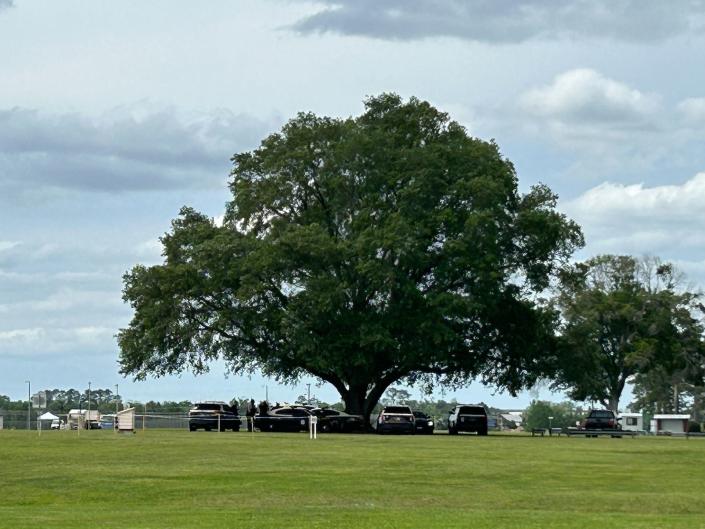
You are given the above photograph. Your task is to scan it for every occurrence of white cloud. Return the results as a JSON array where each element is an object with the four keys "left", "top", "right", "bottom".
[
  {"left": 564, "top": 173, "right": 705, "bottom": 288},
  {"left": 135, "top": 239, "right": 164, "bottom": 264},
  {"left": 568, "top": 172, "right": 705, "bottom": 224},
  {"left": 520, "top": 69, "right": 659, "bottom": 126},
  {"left": 677, "top": 97, "right": 705, "bottom": 125},
  {"left": 0, "top": 240, "right": 20, "bottom": 252},
  {"left": 0, "top": 325, "right": 116, "bottom": 358},
  {"left": 0, "top": 328, "right": 44, "bottom": 343},
  {"left": 20, "top": 288, "right": 122, "bottom": 313},
  {"left": 58, "top": 326, "right": 114, "bottom": 342}
]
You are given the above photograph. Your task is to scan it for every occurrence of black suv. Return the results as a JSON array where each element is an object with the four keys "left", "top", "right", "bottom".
[
  {"left": 581, "top": 409, "right": 621, "bottom": 431},
  {"left": 189, "top": 402, "right": 241, "bottom": 432},
  {"left": 448, "top": 405, "right": 488, "bottom": 435}
]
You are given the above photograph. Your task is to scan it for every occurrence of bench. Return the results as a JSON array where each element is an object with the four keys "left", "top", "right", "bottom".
[
  {"left": 566, "top": 429, "right": 637, "bottom": 438},
  {"left": 531, "top": 428, "right": 546, "bottom": 437},
  {"left": 549, "top": 427, "right": 562, "bottom": 437}
]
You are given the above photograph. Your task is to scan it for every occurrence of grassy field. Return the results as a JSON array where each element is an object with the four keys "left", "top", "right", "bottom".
[{"left": 1, "top": 430, "right": 704, "bottom": 529}]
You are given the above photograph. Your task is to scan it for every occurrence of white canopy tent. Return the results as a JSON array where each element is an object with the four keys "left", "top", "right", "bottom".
[{"left": 37, "top": 411, "right": 61, "bottom": 433}]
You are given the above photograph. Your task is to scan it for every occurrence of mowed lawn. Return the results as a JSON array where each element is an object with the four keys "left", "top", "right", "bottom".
[{"left": 1, "top": 430, "right": 704, "bottom": 529}]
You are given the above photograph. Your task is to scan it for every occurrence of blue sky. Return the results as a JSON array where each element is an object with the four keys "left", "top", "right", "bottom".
[{"left": 2, "top": 0, "right": 705, "bottom": 408}]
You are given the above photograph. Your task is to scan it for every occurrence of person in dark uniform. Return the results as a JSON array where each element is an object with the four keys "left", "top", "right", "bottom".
[{"left": 246, "top": 398, "right": 256, "bottom": 432}]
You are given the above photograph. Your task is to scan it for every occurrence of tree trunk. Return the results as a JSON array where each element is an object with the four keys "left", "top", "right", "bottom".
[
  {"left": 600, "top": 394, "right": 620, "bottom": 412},
  {"left": 341, "top": 376, "right": 399, "bottom": 431}
]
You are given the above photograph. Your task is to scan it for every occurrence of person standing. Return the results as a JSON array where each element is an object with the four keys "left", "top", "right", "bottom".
[{"left": 246, "top": 398, "right": 257, "bottom": 432}]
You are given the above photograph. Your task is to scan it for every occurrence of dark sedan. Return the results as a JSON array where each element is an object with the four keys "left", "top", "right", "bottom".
[
  {"left": 254, "top": 406, "right": 311, "bottom": 432},
  {"left": 311, "top": 408, "right": 365, "bottom": 433}
]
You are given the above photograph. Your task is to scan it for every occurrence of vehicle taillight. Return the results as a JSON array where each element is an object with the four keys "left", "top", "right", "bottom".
[
  {"left": 378, "top": 415, "right": 385, "bottom": 424},
  {"left": 608, "top": 419, "right": 614, "bottom": 427}
]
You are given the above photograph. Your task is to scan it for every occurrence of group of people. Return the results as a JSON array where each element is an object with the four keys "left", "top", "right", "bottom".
[{"left": 243, "top": 398, "right": 270, "bottom": 431}]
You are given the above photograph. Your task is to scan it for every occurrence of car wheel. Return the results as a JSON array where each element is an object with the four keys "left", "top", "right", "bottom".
[{"left": 189, "top": 425, "right": 196, "bottom": 432}]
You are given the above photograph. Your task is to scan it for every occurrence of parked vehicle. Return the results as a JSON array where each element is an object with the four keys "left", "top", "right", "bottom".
[
  {"left": 310, "top": 408, "right": 365, "bottom": 433},
  {"left": 100, "top": 414, "right": 116, "bottom": 429},
  {"left": 255, "top": 406, "right": 311, "bottom": 432},
  {"left": 412, "top": 411, "right": 435, "bottom": 435},
  {"left": 448, "top": 405, "right": 488, "bottom": 435},
  {"left": 50, "top": 418, "right": 65, "bottom": 430},
  {"left": 581, "top": 409, "right": 621, "bottom": 431},
  {"left": 67, "top": 409, "right": 100, "bottom": 430},
  {"left": 188, "top": 402, "right": 241, "bottom": 432},
  {"left": 377, "top": 405, "right": 415, "bottom": 434}
]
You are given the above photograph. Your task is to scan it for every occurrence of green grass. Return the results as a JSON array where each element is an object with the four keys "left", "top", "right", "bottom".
[{"left": 1, "top": 430, "right": 704, "bottom": 528}]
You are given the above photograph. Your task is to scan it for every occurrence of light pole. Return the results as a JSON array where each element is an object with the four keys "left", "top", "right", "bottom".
[
  {"left": 306, "top": 383, "right": 311, "bottom": 405},
  {"left": 88, "top": 381, "right": 91, "bottom": 429},
  {"left": 548, "top": 416, "right": 554, "bottom": 435},
  {"left": 115, "top": 384, "right": 119, "bottom": 431},
  {"left": 25, "top": 380, "right": 31, "bottom": 430}
]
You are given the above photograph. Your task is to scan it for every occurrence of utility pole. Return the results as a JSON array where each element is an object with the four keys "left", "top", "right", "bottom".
[
  {"left": 307, "top": 384, "right": 311, "bottom": 405},
  {"left": 25, "top": 380, "right": 31, "bottom": 430}
]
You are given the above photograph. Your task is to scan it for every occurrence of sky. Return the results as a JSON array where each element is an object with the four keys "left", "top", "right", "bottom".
[{"left": 2, "top": 0, "right": 705, "bottom": 409}]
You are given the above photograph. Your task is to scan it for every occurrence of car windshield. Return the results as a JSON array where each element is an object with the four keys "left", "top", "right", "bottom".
[
  {"left": 384, "top": 406, "right": 412, "bottom": 414},
  {"left": 590, "top": 410, "right": 613, "bottom": 418},
  {"left": 459, "top": 406, "right": 486, "bottom": 415},
  {"left": 413, "top": 411, "right": 427, "bottom": 418},
  {"left": 195, "top": 404, "right": 222, "bottom": 411}
]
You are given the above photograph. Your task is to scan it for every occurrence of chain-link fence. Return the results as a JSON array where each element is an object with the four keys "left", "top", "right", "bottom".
[
  {"left": 0, "top": 410, "right": 36, "bottom": 430},
  {"left": 0, "top": 410, "right": 193, "bottom": 430}
]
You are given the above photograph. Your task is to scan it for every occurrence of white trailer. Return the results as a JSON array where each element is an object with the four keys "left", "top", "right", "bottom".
[{"left": 618, "top": 413, "right": 643, "bottom": 432}]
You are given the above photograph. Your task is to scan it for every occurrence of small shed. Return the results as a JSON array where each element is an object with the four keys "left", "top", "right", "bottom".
[
  {"left": 619, "top": 413, "right": 643, "bottom": 432},
  {"left": 116, "top": 407, "right": 136, "bottom": 433},
  {"left": 653, "top": 414, "right": 690, "bottom": 434}
]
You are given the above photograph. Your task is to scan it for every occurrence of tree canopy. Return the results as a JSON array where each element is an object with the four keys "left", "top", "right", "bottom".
[
  {"left": 552, "top": 255, "right": 705, "bottom": 411},
  {"left": 118, "top": 94, "right": 583, "bottom": 422}
]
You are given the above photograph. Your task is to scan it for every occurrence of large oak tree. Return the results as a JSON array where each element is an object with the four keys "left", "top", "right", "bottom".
[{"left": 118, "top": 94, "right": 583, "bottom": 422}]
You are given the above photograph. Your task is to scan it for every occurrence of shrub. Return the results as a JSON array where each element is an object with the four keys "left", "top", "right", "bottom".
[{"left": 688, "top": 421, "right": 702, "bottom": 433}]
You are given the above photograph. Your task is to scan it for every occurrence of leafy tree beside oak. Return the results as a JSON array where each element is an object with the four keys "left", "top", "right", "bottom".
[
  {"left": 118, "top": 94, "right": 583, "bottom": 423},
  {"left": 552, "top": 255, "right": 705, "bottom": 411}
]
